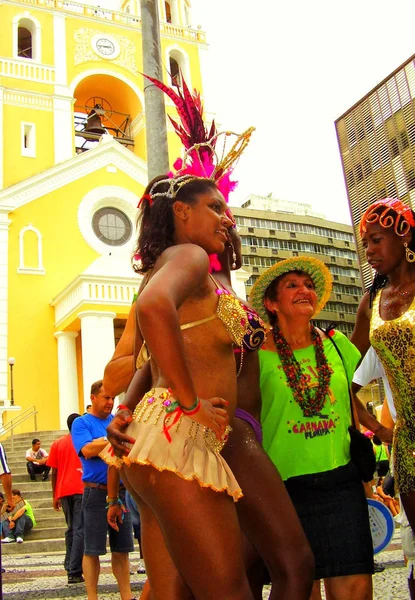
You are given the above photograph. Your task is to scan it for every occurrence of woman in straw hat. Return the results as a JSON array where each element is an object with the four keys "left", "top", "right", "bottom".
[{"left": 250, "top": 256, "right": 375, "bottom": 600}]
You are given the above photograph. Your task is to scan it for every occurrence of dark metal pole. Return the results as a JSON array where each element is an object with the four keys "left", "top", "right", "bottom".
[
  {"left": 9, "top": 364, "right": 14, "bottom": 407},
  {"left": 140, "top": 0, "right": 169, "bottom": 180}
]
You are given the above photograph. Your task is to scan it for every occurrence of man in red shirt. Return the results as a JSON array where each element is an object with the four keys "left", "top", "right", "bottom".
[{"left": 47, "top": 413, "right": 84, "bottom": 584}]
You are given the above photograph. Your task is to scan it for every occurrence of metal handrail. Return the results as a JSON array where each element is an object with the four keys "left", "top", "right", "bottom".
[{"left": 0, "top": 406, "right": 38, "bottom": 451}]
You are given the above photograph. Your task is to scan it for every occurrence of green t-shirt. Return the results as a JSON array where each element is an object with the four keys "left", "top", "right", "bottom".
[
  {"left": 24, "top": 500, "right": 36, "bottom": 527},
  {"left": 260, "top": 331, "right": 361, "bottom": 481},
  {"left": 374, "top": 443, "right": 388, "bottom": 462}
]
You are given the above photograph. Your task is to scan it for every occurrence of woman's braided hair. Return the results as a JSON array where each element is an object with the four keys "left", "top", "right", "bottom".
[{"left": 133, "top": 175, "right": 218, "bottom": 273}]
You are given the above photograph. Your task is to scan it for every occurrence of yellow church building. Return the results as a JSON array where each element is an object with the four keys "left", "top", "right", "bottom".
[{"left": 0, "top": 0, "right": 210, "bottom": 432}]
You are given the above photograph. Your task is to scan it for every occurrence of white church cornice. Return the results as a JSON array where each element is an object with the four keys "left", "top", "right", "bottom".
[
  {"left": 51, "top": 273, "right": 142, "bottom": 327},
  {"left": 0, "top": 137, "right": 148, "bottom": 211}
]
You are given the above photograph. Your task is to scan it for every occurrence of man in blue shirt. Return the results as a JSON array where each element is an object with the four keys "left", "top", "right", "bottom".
[{"left": 71, "top": 380, "right": 135, "bottom": 600}]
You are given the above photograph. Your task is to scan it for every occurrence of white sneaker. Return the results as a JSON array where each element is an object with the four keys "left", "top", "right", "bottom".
[
  {"left": 2, "top": 537, "right": 15, "bottom": 543},
  {"left": 16, "top": 537, "right": 23, "bottom": 543}
]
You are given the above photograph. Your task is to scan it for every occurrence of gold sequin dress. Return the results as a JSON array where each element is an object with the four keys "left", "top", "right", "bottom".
[{"left": 370, "top": 291, "right": 415, "bottom": 494}]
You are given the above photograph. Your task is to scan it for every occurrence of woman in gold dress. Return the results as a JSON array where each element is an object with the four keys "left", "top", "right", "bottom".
[{"left": 352, "top": 198, "right": 415, "bottom": 596}]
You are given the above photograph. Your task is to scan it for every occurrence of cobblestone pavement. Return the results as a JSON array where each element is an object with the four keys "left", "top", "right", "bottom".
[{"left": 0, "top": 528, "right": 409, "bottom": 599}]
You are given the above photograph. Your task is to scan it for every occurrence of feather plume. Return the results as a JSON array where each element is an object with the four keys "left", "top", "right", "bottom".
[{"left": 141, "top": 71, "right": 215, "bottom": 151}]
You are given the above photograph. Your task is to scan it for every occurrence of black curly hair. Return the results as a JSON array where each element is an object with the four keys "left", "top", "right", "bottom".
[
  {"left": 133, "top": 175, "right": 219, "bottom": 273},
  {"left": 365, "top": 205, "right": 415, "bottom": 307}
]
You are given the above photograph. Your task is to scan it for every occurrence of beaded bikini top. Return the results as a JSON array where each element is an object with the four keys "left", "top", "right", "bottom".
[
  {"left": 240, "top": 304, "right": 267, "bottom": 352},
  {"left": 136, "top": 275, "right": 249, "bottom": 369}
]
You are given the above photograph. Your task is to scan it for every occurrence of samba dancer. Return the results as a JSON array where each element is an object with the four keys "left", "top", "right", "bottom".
[{"left": 353, "top": 198, "right": 415, "bottom": 597}]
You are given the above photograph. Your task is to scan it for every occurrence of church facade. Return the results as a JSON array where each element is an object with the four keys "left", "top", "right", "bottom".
[{"left": 0, "top": 0, "right": 210, "bottom": 430}]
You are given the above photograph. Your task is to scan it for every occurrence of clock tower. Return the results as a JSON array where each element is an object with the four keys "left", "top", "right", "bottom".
[{"left": 0, "top": 0, "right": 210, "bottom": 430}]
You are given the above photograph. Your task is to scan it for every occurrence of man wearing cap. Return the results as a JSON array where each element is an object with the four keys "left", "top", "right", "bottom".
[{"left": 71, "top": 380, "right": 135, "bottom": 600}]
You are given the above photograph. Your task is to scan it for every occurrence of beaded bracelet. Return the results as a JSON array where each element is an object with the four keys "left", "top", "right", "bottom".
[
  {"left": 106, "top": 497, "right": 124, "bottom": 509},
  {"left": 116, "top": 404, "right": 132, "bottom": 413},
  {"left": 179, "top": 397, "right": 201, "bottom": 416}
]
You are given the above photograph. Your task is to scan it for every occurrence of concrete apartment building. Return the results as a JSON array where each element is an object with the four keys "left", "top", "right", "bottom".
[
  {"left": 335, "top": 54, "right": 415, "bottom": 289},
  {"left": 232, "top": 194, "right": 362, "bottom": 336}
]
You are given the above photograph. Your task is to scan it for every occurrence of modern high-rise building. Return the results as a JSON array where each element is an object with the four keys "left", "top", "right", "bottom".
[
  {"left": 232, "top": 195, "right": 362, "bottom": 335},
  {"left": 335, "top": 54, "right": 415, "bottom": 289}
]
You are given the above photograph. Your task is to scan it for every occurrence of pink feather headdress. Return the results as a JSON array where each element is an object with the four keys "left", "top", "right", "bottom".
[
  {"left": 139, "top": 73, "right": 254, "bottom": 270},
  {"left": 141, "top": 72, "right": 254, "bottom": 204}
]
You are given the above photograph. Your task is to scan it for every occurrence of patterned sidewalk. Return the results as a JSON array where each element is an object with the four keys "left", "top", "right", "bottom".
[{"left": 0, "top": 528, "right": 408, "bottom": 599}]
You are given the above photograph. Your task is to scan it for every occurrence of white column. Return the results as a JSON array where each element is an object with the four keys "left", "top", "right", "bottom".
[
  {"left": 53, "top": 95, "right": 74, "bottom": 164},
  {"left": 0, "top": 213, "right": 11, "bottom": 404},
  {"left": 231, "top": 267, "right": 251, "bottom": 301},
  {"left": 170, "top": 0, "right": 180, "bottom": 24},
  {"left": 53, "top": 15, "right": 73, "bottom": 164},
  {"left": 54, "top": 331, "right": 79, "bottom": 429},
  {"left": 79, "top": 311, "right": 116, "bottom": 406},
  {"left": 53, "top": 15, "right": 67, "bottom": 86}
]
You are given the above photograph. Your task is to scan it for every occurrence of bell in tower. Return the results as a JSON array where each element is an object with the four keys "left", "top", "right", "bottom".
[{"left": 84, "top": 104, "right": 107, "bottom": 135}]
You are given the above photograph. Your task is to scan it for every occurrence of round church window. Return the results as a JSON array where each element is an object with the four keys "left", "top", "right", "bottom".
[{"left": 92, "top": 207, "right": 132, "bottom": 246}]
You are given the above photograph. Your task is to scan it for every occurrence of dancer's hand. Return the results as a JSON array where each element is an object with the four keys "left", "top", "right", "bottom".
[
  {"left": 107, "top": 503, "right": 127, "bottom": 532},
  {"left": 190, "top": 397, "right": 229, "bottom": 440},
  {"left": 107, "top": 410, "right": 136, "bottom": 457},
  {"left": 375, "top": 425, "right": 393, "bottom": 445}
]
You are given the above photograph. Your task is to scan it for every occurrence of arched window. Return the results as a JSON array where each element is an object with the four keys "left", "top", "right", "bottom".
[
  {"left": 167, "top": 48, "right": 190, "bottom": 89},
  {"left": 18, "top": 26, "right": 32, "bottom": 58},
  {"left": 18, "top": 224, "right": 45, "bottom": 275},
  {"left": 169, "top": 56, "right": 181, "bottom": 88},
  {"left": 165, "top": 1, "right": 172, "bottom": 23},
  {"left": 14, "top": 16, "right": 41, "bottom": 62}
]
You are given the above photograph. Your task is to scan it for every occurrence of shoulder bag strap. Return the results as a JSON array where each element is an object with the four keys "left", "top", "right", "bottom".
[{"left": 318, "top": 327, "right": 359, "bottom": 430}]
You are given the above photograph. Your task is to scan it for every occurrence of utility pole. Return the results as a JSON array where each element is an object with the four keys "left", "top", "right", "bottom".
[{"left": 140, "top": 0, "right": 169, "bottom": 180}]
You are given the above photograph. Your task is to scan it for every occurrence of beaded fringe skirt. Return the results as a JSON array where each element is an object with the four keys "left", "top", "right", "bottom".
[{"left": 100, "top": 388, "right": 243, "bottom": 502}]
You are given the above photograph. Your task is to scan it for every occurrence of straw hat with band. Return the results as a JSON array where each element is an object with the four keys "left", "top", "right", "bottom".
[{"left": 249, "top": 256, "right": 333, "bottom": 324}]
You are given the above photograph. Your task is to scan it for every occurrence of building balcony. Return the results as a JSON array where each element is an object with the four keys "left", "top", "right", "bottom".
[
  {"left": 0, "top": 57, "right": 55, "bottom": 83},
  {"left": 12, "top": 0, "right": 206, "bottom": 42},
  {"left": 51, "top": 274, "right": 140, "bottom": 328}
]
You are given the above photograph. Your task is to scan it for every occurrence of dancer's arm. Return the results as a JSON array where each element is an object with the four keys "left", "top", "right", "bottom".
[
  {"left": 351, "top": 293, "right": 371, "bottom": 357},
  {"left": 351, "top": 388, "right": 393, "bottom": 444},
  {"left": 106, "top": 362, "right": 152, "bottom": 456},
  {"left": 137, "top": 245, "right": 228, "bottom": 438},
  {"left": 103, "top": 301, "right": 137, "bottom": 397}
]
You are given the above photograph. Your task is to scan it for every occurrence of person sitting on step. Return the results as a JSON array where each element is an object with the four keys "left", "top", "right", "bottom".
[
  {"left": 26, "top": 438, "right": 51, "bottom": 482},
  {"left": 1, "top": 489, "right": 36, "bottom": 543}
]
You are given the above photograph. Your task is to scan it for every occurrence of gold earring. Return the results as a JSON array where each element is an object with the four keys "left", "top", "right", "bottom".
[{"left": 404, "top": 242, "right": 415, "bottom": 263}]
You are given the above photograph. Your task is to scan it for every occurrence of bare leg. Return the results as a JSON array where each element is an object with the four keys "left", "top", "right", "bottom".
[
  {"left": 83, "top": 555, "right": 100, "bottom": 600},
  {"left": 324, "top": 574, "right": 372, "bottom": 600},
  {"left": 112, "top": 551, "right": 133, "bottom": 600},
  {"left": 140, "top": 580, "right": 152, "bottom": 600},
  {"left": 222, "top": 418, "right": 314, "bottom": 599},
  {"left": 130, "top": 494, "right": 193, "bottom": 599},
  {"left": 241, "top": 533, "right": 268, "bottom": 600},
  {"left": 123, "top": 463, "right": 254, "bottom": 600}
]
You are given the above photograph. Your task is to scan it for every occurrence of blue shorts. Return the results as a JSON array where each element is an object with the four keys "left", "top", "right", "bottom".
[{"left": 82, "top": 487, "right": 134, "bottom": 556}]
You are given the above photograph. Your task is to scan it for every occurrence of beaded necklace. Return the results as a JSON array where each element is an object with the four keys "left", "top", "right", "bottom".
[{"left": 272, "top": 324, "right": 333, "bottom": 417}]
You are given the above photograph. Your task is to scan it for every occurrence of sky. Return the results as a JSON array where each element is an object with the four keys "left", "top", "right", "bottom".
[{"left": 191, "top": 0, "right": 415, "bottom": 224}]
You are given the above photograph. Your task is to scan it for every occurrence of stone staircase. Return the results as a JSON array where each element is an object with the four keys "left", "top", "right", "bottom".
[{"left": 1, "top": 430, "right": 68, "bottom": 556}]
